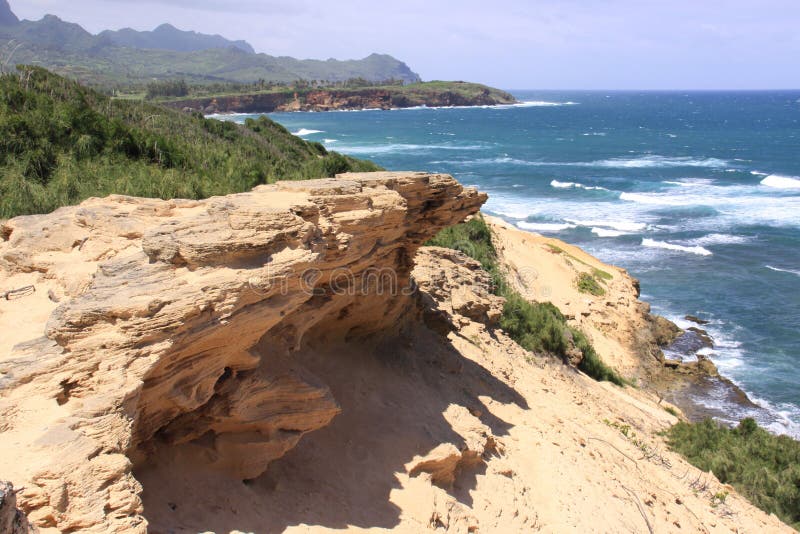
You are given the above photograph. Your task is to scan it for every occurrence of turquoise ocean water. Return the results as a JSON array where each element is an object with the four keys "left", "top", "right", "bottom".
[{"left": 220, "top": 91, "right": 800, "bottom": 437}]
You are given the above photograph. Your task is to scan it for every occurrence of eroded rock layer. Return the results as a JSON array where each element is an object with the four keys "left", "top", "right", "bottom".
[{"left": 0, "top": 172, "right": 485, "bottom": 532}]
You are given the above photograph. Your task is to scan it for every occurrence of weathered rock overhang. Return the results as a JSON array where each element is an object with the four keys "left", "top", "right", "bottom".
[{"left": 0, "top": 172, "right": 486, "bottom": 532}]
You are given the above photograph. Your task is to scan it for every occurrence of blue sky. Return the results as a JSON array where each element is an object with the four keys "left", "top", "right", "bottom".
[{"left": 10, "top": 0, "right": 800, "bottom": 89}]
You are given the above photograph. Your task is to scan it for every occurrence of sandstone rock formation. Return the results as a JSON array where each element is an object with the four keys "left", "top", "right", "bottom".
[
  {"left": 0, "top": 172, "right": 485, "bottom": 532},
  {"left": 0, "top": 174, "right": 792, "bottom": 533}
]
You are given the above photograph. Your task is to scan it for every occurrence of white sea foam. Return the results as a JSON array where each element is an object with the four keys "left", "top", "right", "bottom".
[
  {"left": 322, "top": 138, "right": 337, "bottom": 144},
  {"left": 550, "top": 180, "right": 610, "bottom": 191},
  {"left": 336, "top": 143, "right": 485, "bottom": 155},
  {"left": 766, "top": 265, "right": 800, "bottom": 277},
  {"left": 591, "top": 228, "right": 627, "bottom": 237},
  {"left": 513, "top": 100, "right": 579, "bottom": 108},
  {"left": 621, "top": 184, "right": 800, "bottom": 228},
  {"left": 485, "top": 195, "right": 537, "bottom": 220},
  {"left": 517, "top": 222, "right": 576, "bottom": 232},
  {"left": 292, "top": 128, "right": 324, "bottom": 136},
  {"left": 761, "top": 174, "right": 800, "bottom": 189},
  {"left": 686, "top": 234, "right": 751, "bottom": 246},
  {"left": 642, "top": 238, "right": 712, "bottom": 256},
  {"left": 387, "top": 101, "right": 579, "bottom": 112},
  {"left": 439, "top": 156, "right": 728, "bottom": 170},
  {"left": 566, "top": 219, "right": 647, "bottom": 232},
  {"left": 748, "top": 396, "right": 800, "bottom": 439},
  {"left": 750, "top": 170, "right": 769, "bottom": 176},
  {"left": 589, "top": 155, "right": 729, "bottom": 169},
  {"left": 663, "top": 178, "right": 715, "bottom": 187},
  {"left": 620, "top": 192, "right": 686, "bottom": 206},
  {"left": 581, "top": 132, "right": 607, "bottom": 136}
]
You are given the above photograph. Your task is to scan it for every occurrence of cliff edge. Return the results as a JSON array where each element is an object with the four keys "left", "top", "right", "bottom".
[{"left": 0, "top": 173, "right": 790, "bottom": 533}]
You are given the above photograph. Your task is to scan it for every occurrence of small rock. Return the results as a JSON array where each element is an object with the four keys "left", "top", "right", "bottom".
[{"left": 685, "top": 314, "right": 710, "bottom": 325}]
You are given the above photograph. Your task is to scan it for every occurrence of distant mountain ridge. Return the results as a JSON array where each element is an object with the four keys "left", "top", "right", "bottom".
[
  {"left": 98, "top": 23, "right": 255, "bottom": 54},
  {"left": 0, "top": 0, "right": 17, "bottom": 25},
  {"left": 0, "top": 3, "right": 421, "bottom": 86}
]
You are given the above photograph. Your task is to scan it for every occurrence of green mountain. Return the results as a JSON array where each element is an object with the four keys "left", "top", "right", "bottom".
[
  {"left": 0, "top": 66, "right": 380, "bottom": 218},
  {"left": 0, "top": 4, "right": 421, "bottom": 86},
  {"left": 98, "top": 23, "right": 255, "bottom": 54},
  {"left": 0, "top": 0, "right": 17, "bottom": 25}
]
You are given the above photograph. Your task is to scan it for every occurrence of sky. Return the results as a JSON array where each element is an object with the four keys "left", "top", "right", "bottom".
[{"left": 9, "top": 0, "right": 800, "bottom": 89}]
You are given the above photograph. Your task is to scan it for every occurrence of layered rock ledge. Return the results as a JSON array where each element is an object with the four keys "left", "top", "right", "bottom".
[{"left": 0, "top": 172, "right": 485, "bottom": 532}]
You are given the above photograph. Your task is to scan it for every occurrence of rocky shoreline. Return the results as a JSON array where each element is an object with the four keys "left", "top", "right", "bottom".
[
  {"left": 162, "top": 86, "right": 518, "bottom": 115},
  {"left": 656, "top": 317, "right": 773, "bottom": 427},
  {"left": 484, "top": 216, "right": 769, "bottom": 431}
]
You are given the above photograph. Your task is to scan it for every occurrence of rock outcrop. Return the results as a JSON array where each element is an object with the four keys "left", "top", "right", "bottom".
[
  {"left": 0, "top": 174, "right": 792, "bottom": 533},
  {"left": 168, "top": 86, "right": 517, "bottom": 115},
  {"left": 0, "top": 172, "right": 485, "bottom": 532}
]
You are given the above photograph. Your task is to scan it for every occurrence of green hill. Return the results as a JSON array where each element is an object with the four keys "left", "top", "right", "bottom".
[{"left": 0, "top": 66, "right": 380, "bottom": 218}]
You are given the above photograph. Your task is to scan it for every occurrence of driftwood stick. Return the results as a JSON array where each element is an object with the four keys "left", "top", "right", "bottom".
[
  {"left": 622, "top": 485, "right": 655, "bottom": 534},
  {"left": 588, "top": 437, "right": 641, "bottom": 471}
]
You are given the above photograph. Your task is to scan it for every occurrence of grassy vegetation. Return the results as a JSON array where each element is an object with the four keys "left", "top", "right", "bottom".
[
  {"left": 0, "top": 66, "right": 380, "bottom": 218},
  {"left": 577, "top": 272, "right": 606, "bottom": 296},
  {"left": 666, "top": 418, "right": 800, "bottom": 529},
  {"left": 427, "top": 216, "right": 626, "bottom": 386}
]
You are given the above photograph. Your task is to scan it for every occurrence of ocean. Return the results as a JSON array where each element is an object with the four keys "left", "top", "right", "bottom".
[{"left": 220, "top": 91, "right": 800, "bottom": 437}]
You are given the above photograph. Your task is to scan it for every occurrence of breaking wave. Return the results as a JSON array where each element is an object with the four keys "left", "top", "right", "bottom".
[
  {"left": 642, "top": 238, "right": 712, "bottom": 256},
  {"left": 292, "top": 128, "right": 324, "bottom": 136},
  {"left": 761, "top": 175, "right": 800, "bottom": 189}
]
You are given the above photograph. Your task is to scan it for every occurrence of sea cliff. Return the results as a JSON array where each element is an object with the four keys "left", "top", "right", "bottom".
[
  {"left": 0, "top": 173, "right": 791, "bottom": 533},
  {"left": 162, "top": 83, "right": 518, "bottom": 114}
]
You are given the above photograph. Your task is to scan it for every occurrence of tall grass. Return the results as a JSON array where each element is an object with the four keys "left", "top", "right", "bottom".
[
  {"left": 426, "top": 216, "right": 625, "bottom": 385},
  {"left": 0, "top": 66, "right": 380, "bottom": 218},
  {"left": 667, "top": 418, "right": 800, "bottom": 529}
]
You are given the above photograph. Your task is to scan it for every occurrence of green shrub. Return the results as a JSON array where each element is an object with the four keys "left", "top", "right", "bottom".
[
  {"left": 666, "top": 418, "right": 800, "bottom": 529},
  {"left": 426, "top": 215, "right": 625, "bottom": 385},
  {"left": 0, "top": 66, "right": 381, "bottom": 218},
  {"left": 426, "top": 216, "right": 499, "bottom": 276},
  {"left": 577, "top": 272, "right": 606, "bottom": 296}
]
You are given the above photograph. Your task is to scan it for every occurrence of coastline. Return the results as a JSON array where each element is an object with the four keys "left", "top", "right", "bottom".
[
  {"left": 162, "top": 84, "right": 518, "bottom": 114},
  {"left": 484, "top": 215, "right": 780, "bottom": 432},
  {"left": 247, "top": 90, "right": 800, "bottom": 439}
]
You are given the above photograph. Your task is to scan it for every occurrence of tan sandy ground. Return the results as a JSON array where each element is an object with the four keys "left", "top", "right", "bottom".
[{"left": 134, "top": 240, "right": 789, "bottom": 533}]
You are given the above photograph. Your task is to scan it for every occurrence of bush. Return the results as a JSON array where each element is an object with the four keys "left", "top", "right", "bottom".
[
  {"left": 577, "top": 272, "right": 605, "bottom": 296},
  {"left": 666, "top": 418, "right": 800, "bottom": 529},
  {"left": 0, "top": 66, "right": 381, "bottom": 218},
  {"left": 426, "top": 215, "right": 625, "bottom": 385}
]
